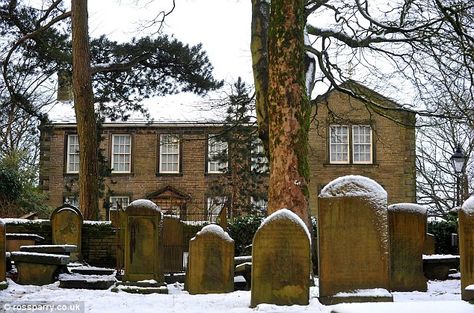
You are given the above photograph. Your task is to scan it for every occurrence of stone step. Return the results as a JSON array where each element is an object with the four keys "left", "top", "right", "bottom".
[
  {"left": 59, "top": 273, "right": 116, "bottom": 290},
  {"left": 11, "top": 252, "right": 70, "bottom": 265},
  {"left": 20, "top": 244, "right": 77, "bottom": 254}
]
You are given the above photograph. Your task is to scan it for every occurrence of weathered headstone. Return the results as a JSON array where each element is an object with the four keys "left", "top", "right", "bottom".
[
  {"left": 185, "top": 224, "right": 234, "bottom": 294},
  {"left": 318, "top": 175, "right": 392, "bottom": 304},
  {"left": 120, "top": 199, "right": 165, "bottom": 289},
  {"left": 388, "top": 203, "right": 427, "bottom": 291},
  {"left": 459, "top": 196, "right": 474, "bottom": 301},
  {"left": 251, "top": 208, "right": 310, "bottom": 307},
  {"left": 0, "top": 220, "right": 7, "bottom": 289},
  {"left": 423, "top": 233, "right": 436, "bottom": 255},
  {"left": 50, "top": 204, "right": 83, "bottom": 262},
  {"left": 163, "top": 217, "right": 185, "bottom": 273}
]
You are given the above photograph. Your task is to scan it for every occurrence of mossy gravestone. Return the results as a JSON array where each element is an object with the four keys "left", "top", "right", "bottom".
[
  {"left": 318, "top": 175, "right": 392, "bottom": 304},
  {"left": 459, "top": 196, "right": 474, "bottom": 301},
  {"left": 251, "top": 209, "right": 310, "bottom": 307},
  {"left": 186, "top": 224, "right": 234, "bottom": 294},
  {"left": 388, "top": 203, "right": 427, "bottom": 292},
  {"left": 0, "top": 220, "right": 7, "bottom": 289},
  {"left": 50, "top": 204, "right": 83, "bottom": 262},
  {"left": 121, "top": 199, "right": 164, "bottom": 283}
]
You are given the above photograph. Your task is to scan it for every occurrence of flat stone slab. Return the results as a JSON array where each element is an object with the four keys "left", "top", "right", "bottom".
[
  {"left": 423, "top": 255, "right": 460, "bottom": 280},
  {"left": 7, "top": 233, "right": 45, "bottom": 241},
  {"left": 70, "top": 266, "right": 115, "bottom": 276},
  {"left": 20, "top": 244, "right": 78, "bottom": 254},
  {"left": 11, "top": 252, "right": 70, "bottom": 265},
  {"left": 112, "top": 280, "right": 168, "bottom": 294},
  {"left": 59, "top": 273, "right": 116, "bottom": 290},
  {"left": 234, "top": 255, "right": 252, "bottom": 266},
  {"left": 319, "top": 288, "right": 393, "bottom": 305}
]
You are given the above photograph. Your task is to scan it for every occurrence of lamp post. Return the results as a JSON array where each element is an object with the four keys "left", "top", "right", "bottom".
[{"left": 450, "top": 144, "right": 466, "bottom": 207}]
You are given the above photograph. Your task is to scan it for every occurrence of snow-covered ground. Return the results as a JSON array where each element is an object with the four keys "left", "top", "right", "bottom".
[{"left": 0, "top": 277, "right": 471, "bottom": 313}]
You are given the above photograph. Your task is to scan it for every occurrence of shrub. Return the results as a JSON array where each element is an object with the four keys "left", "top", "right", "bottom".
[
  {"left": 427, "top": 215, "right": 458, "bottom": 254},
  {"left": 228, "top": 215, "right": 264, "bottom": 256}
]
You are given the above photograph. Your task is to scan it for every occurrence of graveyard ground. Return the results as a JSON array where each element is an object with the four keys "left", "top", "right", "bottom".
[{"left": 0, "top": 276, "right": 471, "bottom": 313}]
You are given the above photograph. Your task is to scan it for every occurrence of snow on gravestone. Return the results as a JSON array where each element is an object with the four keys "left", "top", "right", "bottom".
[
  {"left": 318, "top": 175, "right": 392, "bottom": 304},
  {"left": 388, "top": 203, "right": 427, "bottom": 292},
  {"left": 250, "top": 209, "right": 310, "bottom": 307},
  {"left": 50, "top": 204, "right": 83, "bottom": 262},
  {"left": 121, "top": 199, "right": 164, "bottom": 283},
  {"left": 459, "top": 195, "right": 474, "bottom": 301},
  {"left": 185, "top": 224, "right": 234, "bottom": 294},
  {"left": 0, "top": 220, "right": 6, "bottom": 289}
]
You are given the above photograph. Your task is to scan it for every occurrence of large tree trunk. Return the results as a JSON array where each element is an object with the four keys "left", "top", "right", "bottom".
[
  {"left": 267, "top": 0, "right": 311, "bottom": 228},
  {"left": 71, "top": 0, "right": 99, "bottom": 220},
  {"left": 250, "top": 0, "right": 270, "bottom": 157}
]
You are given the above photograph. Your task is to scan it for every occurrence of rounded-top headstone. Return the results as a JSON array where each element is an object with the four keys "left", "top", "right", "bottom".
[
  {"left": 193, "top": 224, "right": 233, "bottom": 242},
  {"left": 125, "top": 199, "right": 161, "bottom": 215},
  {"left": 251, "top": 208, "right": 311, "bottom": 307},
  {"left": 461, "top": 195, "right": 474, "bottom": 216},
  {"left": 320, "top": 175, "right": 387, "bottom": 202}
]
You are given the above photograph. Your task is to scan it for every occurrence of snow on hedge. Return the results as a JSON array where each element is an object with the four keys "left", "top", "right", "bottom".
[
  {"left": 388, "top": 203, "right": 427, "bottom": 215},
  {"left": 192, "top": 224, "right": 233, "bottom": 242}
]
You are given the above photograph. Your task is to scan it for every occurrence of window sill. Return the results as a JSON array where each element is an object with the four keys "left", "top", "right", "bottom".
[
  {"left": 323, "top": 163, "right": 379, "bottom": 167},
  {"left": 110, "top": 172, "right": 135, "bottom": 176},
  {"left": 156, "top": 172, "right": 183, "bottom": 177}
]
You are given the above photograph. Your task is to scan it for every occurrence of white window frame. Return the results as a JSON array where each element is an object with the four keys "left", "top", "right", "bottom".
[
  {"left": 109, "top": 196, "right": 130, "bottom": 209},
  {"left": 111, "top": 134, "right": 131, "bottom": 173},
  {"left": 329, "top": 125, "right": 350, "bottom": 164},
  {"left": 159, "top": 134, "right": 180, "bottom": 173},
  {"left": 64, "top": 196, "right": 79, "bottom": 209},
  {"left": 251, "top": 139, "right": 269, "bottom": 173},
  {"left": 352, "top": 125, "right": 373, "bottom": 164},
  {"left": 207, "top": 137, "right": 228, "bottom": 174},
  {"left": 251, "top": 196, "right": 268, "bottom": 212},
  {"left": 207, "top": 196, "right": 227, "bottom": 223},
  {"left": 66, "top": 134, "right": 80, "bottom": 173}
]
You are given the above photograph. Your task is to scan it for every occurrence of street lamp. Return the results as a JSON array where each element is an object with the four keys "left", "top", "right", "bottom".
[{"left": 450, "top": 145, "right": 466, "bottom": 206}]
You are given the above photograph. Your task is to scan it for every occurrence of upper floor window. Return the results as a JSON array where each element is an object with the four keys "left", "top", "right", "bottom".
[
  {"left": 207, "top": 196, "right": 227, "bottom": 223},
  {"left": 251, "top": 139, "right": 269, "bottom": 174},
  {"left": 111, "top": 134, "right": 131, "bottom": 173},
  {"left": 159, "top": 134, "right": 180, "bottom": 173},
  {"left": 66, "top": 134, "right": 79, "bottom": 173},
  {"left": 251, "top": 196, "right": 268, "bottom": 213},
  {"left": 352, "top": 125, "right": 372, "bottom": 164},
  {"left": 329, "top": 124, "right": 373, "bottom": 164},
  {"left": 329, "top": 125, "right": 349, "bottom": 164},
  {"left": 207, "top": 137, "right": 228, "bottom": 173}
]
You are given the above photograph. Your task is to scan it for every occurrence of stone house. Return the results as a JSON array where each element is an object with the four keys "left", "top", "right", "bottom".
[
  {"left": 308, "top": 80, "right": 416, "bottom": 214},
  {"left": 38, "top": 80, "right": 416, "bottom": 219}
]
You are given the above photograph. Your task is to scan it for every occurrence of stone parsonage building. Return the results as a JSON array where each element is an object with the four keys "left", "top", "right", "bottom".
[{"left": 39, "top": 81, "right": 416, "bottom": 220}]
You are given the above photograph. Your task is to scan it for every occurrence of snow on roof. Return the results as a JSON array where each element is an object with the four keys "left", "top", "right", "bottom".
[
  {"left": 461, "top": 195, "right": 474, "bottom": 215},
  {"left": 319, "top": 175, "right": 387, "bottom": 200},
  {"left": 126, "top": 199, "right": 161, "bottom": 212},
  {"left": 388, "top": 203, "right": 427, "bottom": 215},
  {"left": 44, "top": 93, "right": 229, "bottom": 124},
  {"left": 258, "top": 208, "right": 311, "bottom": 242},
  {"left": 193, "top": 224, "right": 233, "bottom": 242}
]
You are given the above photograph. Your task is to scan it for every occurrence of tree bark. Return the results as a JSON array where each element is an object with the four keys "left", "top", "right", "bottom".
[
  {"left": 250, "top": 0, "right": 270, "bottom": 157},
  {"left": 267, "top": 0, "right": 311, "bottom": 228},
  {"left": 71, "top": 0, "right": 99, "bottom": 220}
]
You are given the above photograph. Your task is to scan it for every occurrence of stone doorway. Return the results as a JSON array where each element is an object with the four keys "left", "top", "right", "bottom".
[{"left": 147, "top": 186, "right": 191, "bottom": 219}]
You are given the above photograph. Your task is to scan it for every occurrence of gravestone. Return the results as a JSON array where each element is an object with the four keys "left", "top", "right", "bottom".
[
  {"left": 121, "top": 199, "right": 165, "bottom": 284},
  {"left": 318, "top": 175, "right": 392, "bottom": 304},
  {"left": 423, "top": 233, "right": 436, "bottom": 255},
  {"left": 0, "top": 220, "right": 7, "bottom": 289},
  {"left": 251, "top": 208, "right": 310, "bottom": 307},
  {"left": 459, "top": 196, "right": 474, "bottom": 301},
  {"left": 388, "top": 203, "right": 427, "bottom": 291},
  {"left": 163, "top": 217, "right": 185, "bottom": 273},
  {"left": 185, "top": 224, "right": 234, "bottom": 294},
  {"left": 50, "top": 204, "right": 83, "bottom": 262}
]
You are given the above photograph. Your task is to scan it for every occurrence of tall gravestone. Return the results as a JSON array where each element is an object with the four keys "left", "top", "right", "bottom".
[
  {"left": 50, "top": 204, "right": 83, "bottom": 262},
  {"left": 388, "top": 203, "right": 427, "bottom": 291},
  {"left": 186, "top": 224, "right": 234, "bottom": 294},
  {"left": 0, "top": 220, "right": 7, "bottom": 289},
  {"left": 121, "top": 199, "right": 164, "bottom": 283},
  {"left": 251, "top": 209, "right": 310, "bottom": 307},
  {"left": 459, "top": 196, "right": 474, "bottom": 301},
  {"left": 318, "top": 175, "right": 392, "bottom": 304},
  {"left": 163, "top": 217, "right": 185, "bottom": 273}
]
